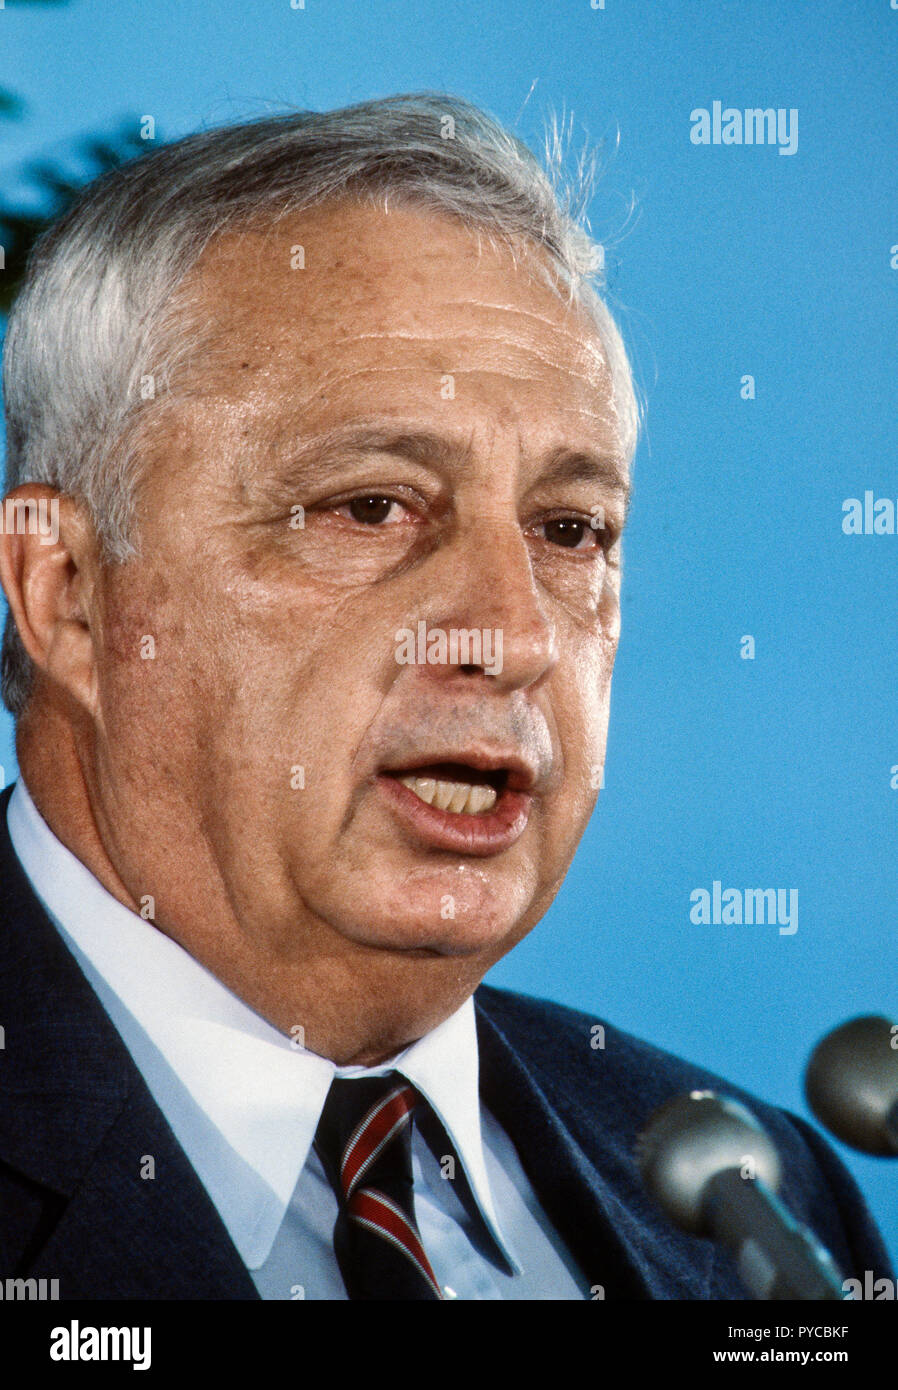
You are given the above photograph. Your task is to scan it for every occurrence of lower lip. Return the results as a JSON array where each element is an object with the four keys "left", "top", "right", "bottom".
[{"left": 376, "top": 775, "right": 533, "bottom": 856}]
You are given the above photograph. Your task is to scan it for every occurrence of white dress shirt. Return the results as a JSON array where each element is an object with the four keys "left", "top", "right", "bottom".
[{"left": 7, "top": 778, "right": 587, "bottom": 1299}]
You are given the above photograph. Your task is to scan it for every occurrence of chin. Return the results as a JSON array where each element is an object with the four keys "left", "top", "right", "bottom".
[{"left": 328, "top": 870, "right": 533, "bottom": 959}]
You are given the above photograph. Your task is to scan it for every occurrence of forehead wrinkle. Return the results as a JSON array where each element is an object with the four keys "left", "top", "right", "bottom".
[
  {"left": 341, "top": 298, "right": 596, "bottom": 336},
  {"left": 289, "top": 341, "right": 610, "bottom": 398},
  {"left": 333, "top": 322, "right": 606, "bottom": 365},
  {"left": 438, "top": 297, "right": 601, "bottom": 342}
]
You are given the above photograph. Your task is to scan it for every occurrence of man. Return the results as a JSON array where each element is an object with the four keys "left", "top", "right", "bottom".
[{"left": 0, "top": 93, "right": 889, "bottom": 1300}]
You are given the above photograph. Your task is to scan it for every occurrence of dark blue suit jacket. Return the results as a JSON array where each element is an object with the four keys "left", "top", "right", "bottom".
[{"left": 0, "top": 784, "right": 890, "bottom": 1298}]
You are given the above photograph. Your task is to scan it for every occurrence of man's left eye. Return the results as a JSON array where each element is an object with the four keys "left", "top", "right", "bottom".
[
  {"left": 338, "top": 495, "right": 406, "bottom": 525},
  {"left": 538, "top": 518, "right": 599, "bottom": 550}
]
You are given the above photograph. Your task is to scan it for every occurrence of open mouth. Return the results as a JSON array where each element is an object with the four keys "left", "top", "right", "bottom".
[
  {"left": 377, "top": 756, "right": 533, "bottom": 855},
  {"left": 391, "top": 762, "right": 507, "bottom": 816}
]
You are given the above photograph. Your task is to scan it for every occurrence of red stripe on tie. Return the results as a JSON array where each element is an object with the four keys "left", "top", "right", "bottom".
[
  {"left": 351, "top": 1188, "right": 443, "bottom": 1299},
  {"left": 341, "top": 1085, "right": 415, "bottom": 1197}
]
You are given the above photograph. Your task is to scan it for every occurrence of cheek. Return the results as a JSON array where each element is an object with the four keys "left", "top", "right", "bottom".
[
  {"left": 94, "top": 583, "right": 173, "bottom": 736},
  {"left": 555, "top": 646, "right": 615, "bottom": 795},
  {"left": 93, "top": 562, "right": 249, "bottom": 776}
]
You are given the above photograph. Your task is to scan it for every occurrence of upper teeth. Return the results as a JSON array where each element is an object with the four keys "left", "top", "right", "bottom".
[{"left": 399, "top": 775, "right": 498, "bottom": 815}]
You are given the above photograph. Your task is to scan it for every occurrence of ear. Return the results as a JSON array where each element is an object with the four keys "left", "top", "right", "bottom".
[{"left": 0, "top": 485, "right": 101, "bottom": 717}]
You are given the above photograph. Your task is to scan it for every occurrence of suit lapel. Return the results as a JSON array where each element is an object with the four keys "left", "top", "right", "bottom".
[
  {"left": 475, "top": 988, "right": 716, "bottom": 1300},
  {"left": 25, "top": 1087, "right": 259, "bottom": 1299},
  {"left": 0, "top": 785, "right": 257, "bottom": 1298}
]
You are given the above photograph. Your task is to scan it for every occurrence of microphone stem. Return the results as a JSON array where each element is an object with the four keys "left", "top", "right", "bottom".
[
  {"left": 885, "top": 1098, "right": 898, "bottom": 1152},
  {"left": 704, "top": 1172, "right": 846, "bottom": 1301}
]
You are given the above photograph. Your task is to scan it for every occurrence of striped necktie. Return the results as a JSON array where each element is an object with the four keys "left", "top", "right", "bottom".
[{"left": 314, "top": 1073, "right": 444, "bottom": 1300}]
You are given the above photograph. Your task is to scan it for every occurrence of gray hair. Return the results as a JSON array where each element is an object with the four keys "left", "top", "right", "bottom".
[{"left": 1, "top": 91, "right": 641, "bottom": 716}]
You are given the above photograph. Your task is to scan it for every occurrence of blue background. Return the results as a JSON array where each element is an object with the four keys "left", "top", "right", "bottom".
[{"left": 2, "top": 0, "right": 896, "bottom": 1270}]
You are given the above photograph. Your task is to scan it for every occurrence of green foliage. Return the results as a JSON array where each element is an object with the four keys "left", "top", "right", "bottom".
[
  {"left": 0, "top": 0, "right": 81, "bottom": 310},
  {"left": 0, "top": 124, "right": 150, "bottom": 313},
  {"left": 0, "top": 90, "right": 25, "bottom": 119}
]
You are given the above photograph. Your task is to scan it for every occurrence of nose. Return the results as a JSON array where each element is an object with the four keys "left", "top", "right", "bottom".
[{"left": 427, "top": 516, "right": 559, "bottom": 694}]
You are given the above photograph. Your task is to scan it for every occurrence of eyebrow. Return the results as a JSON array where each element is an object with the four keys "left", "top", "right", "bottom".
[
  {"left": 538, "top": 447, "right": 632, "bottom": 518},
  {"left": 279, "top": 423, "right": 631, "bottom": 514}
]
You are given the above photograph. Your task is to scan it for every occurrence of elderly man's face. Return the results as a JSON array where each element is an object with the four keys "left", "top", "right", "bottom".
[{"left": 93, "top": 201, "right": 628, "bottom": 979}]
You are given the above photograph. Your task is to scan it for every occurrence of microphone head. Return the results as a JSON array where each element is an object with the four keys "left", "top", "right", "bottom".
[
  {"left": 804, "top": 1015, "right": 898, "bottom": 1156},
  {"left": 636, "top": 1090, "right": 782, "bottom": 1235}
]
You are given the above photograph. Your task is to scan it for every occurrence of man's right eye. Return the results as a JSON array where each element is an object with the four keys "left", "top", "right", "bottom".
[{"left": 337, "top": 495, "right": 406, "bottom": 525}]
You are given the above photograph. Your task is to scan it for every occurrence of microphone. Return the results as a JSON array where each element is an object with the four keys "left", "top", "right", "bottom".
[
  {"left": 636, "top": 1090, "right": 845, "bottom": 1300},
  {"left": 804, "top": 1014, "right": 898, "bottom": 1156}
]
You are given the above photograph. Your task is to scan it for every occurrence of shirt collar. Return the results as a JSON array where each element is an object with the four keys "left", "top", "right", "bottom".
[{"left": 7, "top": 778, "right": 519, "bottom": 1273}]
